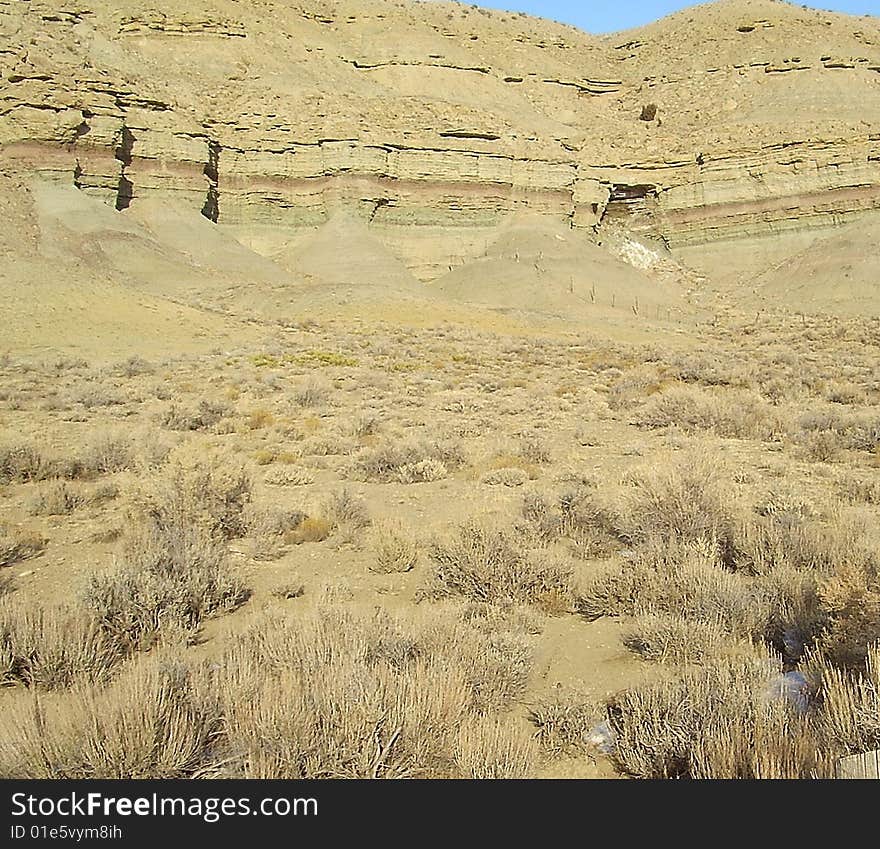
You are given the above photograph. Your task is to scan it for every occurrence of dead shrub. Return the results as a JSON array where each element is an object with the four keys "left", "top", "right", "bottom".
[
  {"left": 287, "top": 516, "right": 332, "bottom": 545},
  {"left": 517, "top": 434, "right": 551, "bottom": 464},
  {"left": 112, "top": 355, "right": 154, "bottom": 378},
  {"left": 299, "top": 434, "right": 356, "bottom": 457},
  {"left": 81, "top": 453, "right": 251, "bottom": 650},
  {"left": 521, "top": 488, "right": 619, "bottom": 559},
  {"left": 245, "top": 506, "right": 305, "bottom": 561},
  {"left": 813, "top": 645, "right": 880, "bottom": 756},
  {"left": 454, "top": 717, "right": 538, "bottom": 779},
  {"left": 635, "top": 386, "right": 780, "bottom": 440},
  {"left": 160, "top": 399, "right": 230, "bottom": 431},
  {"left": 83, "top": 522, "right": 248, "bottom": 651},
  {"left": 66, "top": 382, "right": 126, "bottom": 409},
  {"left": 530, "top": 691, "right": 601, "bottom": 756},
  {"left": 28, "top": 480, "right": 83, "bottom": 516},
  {"left": 396, "top": 458, "right": 448, "bottom": 483},
  {"left": 214, "top": 606, "right": 534, "bottom": 778},
  {"left": 370, "top": 521, "right": 419, "bottom": 573},
  {"left": 0, "top": 442, "right": 47, "bottom": 483},
  {"left": 0, "top": 656, "right": 220, "bottom": 778},
  {"left": 818, "top": 560, "right": 880, "bottom": 668},
  {"left": 615, "top": 454, "right": 736, "bottom": 553},
  {"left": 351, "top": 439, "right": 464, "bottom": 483},
  {"left": 579, "top": 541, "right": 793, "bottom": 648},
  {"left": 264, "top": 466, "right": 315, "bottom": 487},
  {"left": 797, "top": 408, "right": 880, "bottom": 453},
  {"left": 605, "top": 654, "right": 830, "bottom": 779},
  {"left": 293, "top": 377, "right": 330, "bottom": 408},
  {"left": 0, "top": 525, "right": 46, "bottom": 568},
  {"left": 0, "top": 608, "right": 537, "bottom": 779},
  {"left": 0, "top": 601, "right": 122, "bottom": 689},
  {"left": 246, "top": 408, "right": 275, "bottom": 430},
  {"left": 802, "top": 430, "right": 841, "bottom": 463},
  {"left": 622, "top": 613, "right": 760, "bottom": 666},
  {"left": 130, "top": 449, "right": 252, "bottom": 541},
  {"left": 836, "top": 472, "right": 880, "bottom": 505},
  {"left": 482, "top": 467, "right": 529, "bottom": 487},
  {"left": 349, "top": 412, "right": 381, "bottom": 438},
  {"left": 81, "top": 431, "right": 135, "bottom": 475},
  {"left": 324, "top": 488, "right": 370, "bottom": 531},
  {"left": 425, "top": 523, "right": 578, "bottom": 614},
  {"left": 734, "top": 509, "right": 873, "bottom": 576}
]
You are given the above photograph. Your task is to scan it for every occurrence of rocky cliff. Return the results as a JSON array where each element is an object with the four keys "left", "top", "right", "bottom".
[{"left": 2, "top": 0, "right": 879, "bottom": 274}]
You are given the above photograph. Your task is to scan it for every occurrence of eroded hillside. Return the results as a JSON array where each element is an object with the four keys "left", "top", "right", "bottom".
[{"left": 2, "top": 0, "right": 879, "bottom": 285}]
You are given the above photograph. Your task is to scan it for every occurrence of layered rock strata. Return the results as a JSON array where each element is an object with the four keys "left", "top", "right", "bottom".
[{"left": 1, "top": 0, "right": 879, "bottom": 259}]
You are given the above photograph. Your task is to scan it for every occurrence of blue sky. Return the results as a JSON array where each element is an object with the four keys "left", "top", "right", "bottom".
[{"left": 466, "top": 1, "right": 880, "bottom": 34}]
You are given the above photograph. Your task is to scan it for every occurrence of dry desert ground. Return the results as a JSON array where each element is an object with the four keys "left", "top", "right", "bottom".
[{"left": 1, "top": 0, "right": 879, "bottom": 779}]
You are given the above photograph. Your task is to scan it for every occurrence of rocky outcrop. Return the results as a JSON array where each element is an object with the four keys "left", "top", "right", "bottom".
[
  {"left": 581, "top": 136, "right": 880, "bottom": 246},
  {"left": 117, "top": 12, "right": 246, "bottom": 38},
  {"left": 1, "top": 0, "right": 879, "bottom": 270}
]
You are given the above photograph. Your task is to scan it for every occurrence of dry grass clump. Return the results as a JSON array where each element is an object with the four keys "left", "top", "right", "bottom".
[
  {"left": 622, "top": 613, "right": 759, "bottom": 666},
  {"left": 425, "top": 523, "right": 578, "bottom": 614},
  {"left": 581, "top": 541, "right": 822, "bottom": 662},
  {"left": 615, "top": 453, "right": 736, "bottom": 554},
  {"left": 605, "top": 363, "right": 669, "bottom": 410},
  {"left": 293, "top": 376, "right": 331, "bottom": 408},
  {"left": 0, "top": 606, "right": 536, "bottom": 779},
  {"left": 0, "top": 525, "right": 46, "bottom": 567},
  {"left": 817, "top": 559, "right": 880, "bottom": 668},
  {"left": 517, "top": 434, "right": 551, "bottom": 465},
  {"left": 580, "top": 543, "right": 762, "bottom": 626},
  {"left": 0, "top": 656, "right": 220, "bottom": 778},
  {"left": 396, "top": 458, "right": 448, "bottom": 484},
  {"left": 734, "top": 508, "right": 872, "bottom": 576},
  {"left": 530, "top": 691, "right": 602, "bottom": 756},
  {"left": 458, "top": 599, "right": 544, "bottom": 636},
  {"left": 299, "top": 432, "right": 357, "bottom": 457},
  {"left": 217, "top": 606, "right": 534, "bottom": 777},
  {"left": 634, "top": 385, "right": 781, "bottom": 440},
  {"left": 80, "top": 430, "right": 135, "bottom": 475},
  {"left": 521, "top": 488, "right": 618, "bottom": 559},
  {"left": 0, "top": 602, "right": 122, "bottom": 689},
  {"left": 348, "top": 411, "right": 381, "bottom": 438},
  {"left": 2, "top": 432, "right": 137, "bottom": 485},
  {"left": 484, "top": 453, "right": 539, "bottom": 480},
  {"left": 160, "top": 398, "right": 230, "bottom": 431},
  {"left": 836, "top": 471, "right": 880, "bottom": 505},
  {"left": 283, "top": 489, "right": 369, "bottom": 546},
  {"left": 244, "top": 506, "right": 307, "bottom": 561},
  {"left": 797, "top": 408, "right": 880, "bottom": 454},
  {"left": 0, "top": 442, "right": 48, "bottom": 483},
  {"left": 264, "top": 465, "right": 315, "bottom": 487},
  {"left": 814, "top": 645, "right": 880, "bottom": 756},
  {"left": 604, "top": 654, "right": 831, "bottom": 779},
  {"left": 83, "top": 521, "right": 248, "bottom": 651},
  {"left": 246, "top": 407, "right": 275, "bottom": 430},
  {"left": 287, "top": 516, "right": 332, "bottom": 544},
  {"left": 112, "top": 355, "right": 154, "bottom": 378},
  {"left": 129, "top": 449, "right": 252, "bottom": 541},
  {"left": 324, "top": 487, "right": 370, "bottom": 530},
  {"left": 370, "top": 520, "right": 419, "bottom": 573},
  {"left": 81, "top": 453, "right": 251, "bottom": 650},
  {"left": 64, "top": 381, "right": 127, "bottom": 409},
  {"left": 454, "top": 717, "right": 539, "bottom": 779},
  {"left": 802, "top": 429, "right": 841, "bottom": 463},
  {"left": 351, "top": 438, "right": 465, "bottom": 483},
  {"left": 482, "top": 467, "right": 529, "bottom": 487},
  {"left": 28, "top": 479, "right": 83, "bottom": 516}
]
